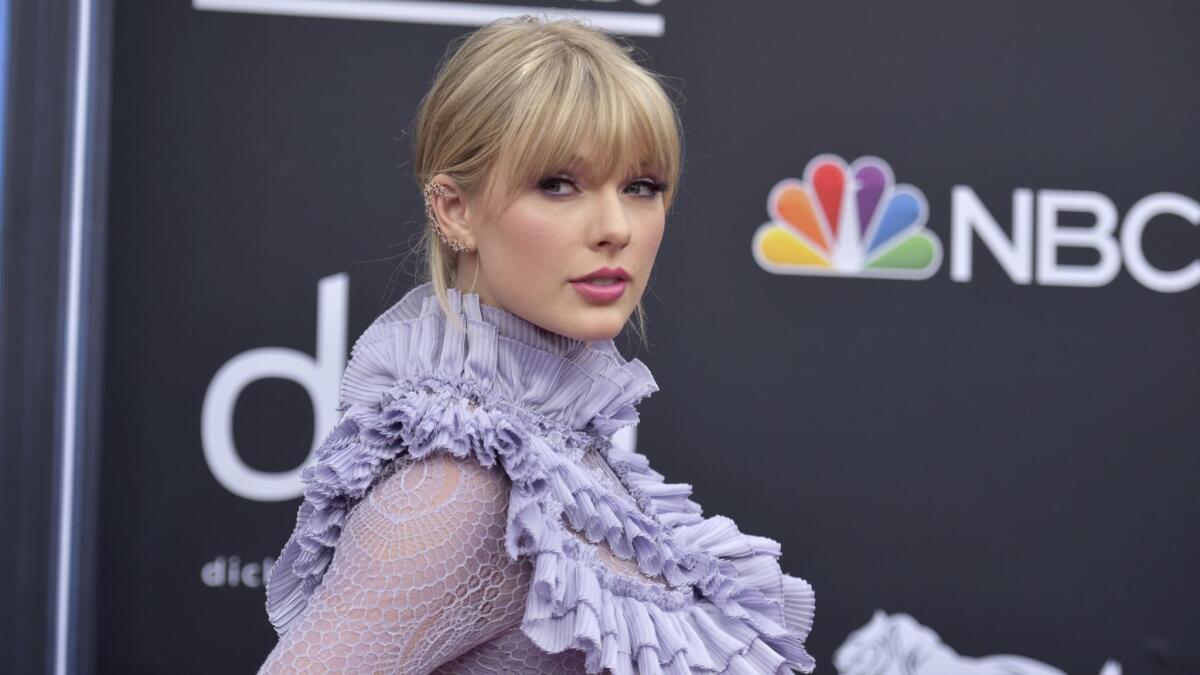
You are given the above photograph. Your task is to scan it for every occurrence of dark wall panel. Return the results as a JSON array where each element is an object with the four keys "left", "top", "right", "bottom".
[{"left": 100, "top": 1, "right": 1199, "bottom": 673}]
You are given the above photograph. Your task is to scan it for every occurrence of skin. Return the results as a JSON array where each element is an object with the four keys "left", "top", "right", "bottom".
[{"left": 429, "top": 147, "right": 667, "bottom": 343}]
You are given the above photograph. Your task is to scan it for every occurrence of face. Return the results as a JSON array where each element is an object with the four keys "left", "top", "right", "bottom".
[{"left": 442, "top": 149, "right": 667, "bottom": 343}]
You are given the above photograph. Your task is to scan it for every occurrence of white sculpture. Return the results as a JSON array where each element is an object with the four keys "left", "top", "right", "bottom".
[{"left": 834, "top": 610, "right": 1122, "bottom": 675}]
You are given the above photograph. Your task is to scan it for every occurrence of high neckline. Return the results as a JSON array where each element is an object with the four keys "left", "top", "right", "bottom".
[
  {"left": 340, "top": 281, "right": 658, "bottom": 437},
  {"left": 463, "top": 285, "right": 625, "bottom": 362}
]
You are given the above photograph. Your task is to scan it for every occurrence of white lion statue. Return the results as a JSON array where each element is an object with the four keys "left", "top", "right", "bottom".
[{"left": 833, "top": 610, "right": 1122, "bottom": 675}]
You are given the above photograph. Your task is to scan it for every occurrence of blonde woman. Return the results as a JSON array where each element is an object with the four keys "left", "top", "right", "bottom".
[{"left": 259, "top": 16, "right": 815, "bottom": 674}]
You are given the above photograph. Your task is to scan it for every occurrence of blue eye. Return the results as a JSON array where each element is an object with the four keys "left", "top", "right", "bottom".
[
  {"left": 539, "top": 176, "right": 577, "bottom": 196},
  {"left": 537, "top": 175, "right": 669, "bottom": 199},
  {"left": 625, "top": 179, "right": 670, "bottom": 198}
]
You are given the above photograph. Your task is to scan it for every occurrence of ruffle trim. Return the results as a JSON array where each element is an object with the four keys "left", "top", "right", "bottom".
[
  {"left": 267, "top": 383, "right": 815, "bottom": 673},
  {"left": 339, "top": 283, "right": 659, "bottom": 439},
  {"left": 265, "top": 283, "right": 815, "bottom": 673},
  {"left": 603, "top": 443, "right": 816, "bottom": 671}
]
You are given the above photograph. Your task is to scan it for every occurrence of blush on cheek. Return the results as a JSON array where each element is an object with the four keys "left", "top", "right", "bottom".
[
  {"left": 482, "top": 217, "right": 574, "bottom": 310},
  {"left": 507, "top": 222, "right": 574, "bottom": 269}
]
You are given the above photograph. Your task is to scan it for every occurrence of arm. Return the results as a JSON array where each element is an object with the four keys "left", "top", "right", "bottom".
[{"left": 258, "top": 452, "right": 530, "bottom": 675}]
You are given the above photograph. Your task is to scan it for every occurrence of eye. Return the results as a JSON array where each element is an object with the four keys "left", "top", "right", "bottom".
[
  {"left": 624, "top": 179, "right": 670, "bottom": 198},
  {"left": 538, "top": 175, "right": 578, "bottom": 197}
]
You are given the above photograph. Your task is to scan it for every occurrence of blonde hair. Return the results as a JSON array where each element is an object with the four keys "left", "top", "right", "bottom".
[{"left": 412, "top": 15, "right": 683, "bottom": 346}]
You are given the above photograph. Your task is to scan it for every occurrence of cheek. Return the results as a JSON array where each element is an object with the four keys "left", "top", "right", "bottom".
[
  {"left": 493, "top": 212, "right": 573, "bottom": 273},
  {"left": 638, "top": 212, "right": 667, "bottom": 259}
]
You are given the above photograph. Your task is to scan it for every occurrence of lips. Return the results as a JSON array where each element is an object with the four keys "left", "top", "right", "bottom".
[
  {"left": 570, "top": 278, "right": 627, "bottom": 302},
  {"left": 571, "top": 266, "right": 631, "bottom": 283}
]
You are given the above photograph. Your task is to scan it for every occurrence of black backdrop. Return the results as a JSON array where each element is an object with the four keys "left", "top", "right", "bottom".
[{"left": 99, "top": 1, "right": 1199, "bottom": 673}]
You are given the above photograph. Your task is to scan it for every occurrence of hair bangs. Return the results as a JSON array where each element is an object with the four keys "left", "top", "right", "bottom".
[{"left": 488, "top": 48, "right": 681, "bottom": 208}]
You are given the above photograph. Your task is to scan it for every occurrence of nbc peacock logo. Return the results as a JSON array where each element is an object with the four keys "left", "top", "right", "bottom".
[{"left": 752, "top": 155, "right": 943, "bottom": 280}]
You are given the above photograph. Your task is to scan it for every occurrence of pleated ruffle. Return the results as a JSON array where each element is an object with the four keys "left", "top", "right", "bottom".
[{"left": 265, "top": 283, "right": 815, "bottom": 674}]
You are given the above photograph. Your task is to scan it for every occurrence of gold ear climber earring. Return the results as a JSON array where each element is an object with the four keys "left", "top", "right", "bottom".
[{"left": 423, "top": 180, "right": 474, "bottom": 253}]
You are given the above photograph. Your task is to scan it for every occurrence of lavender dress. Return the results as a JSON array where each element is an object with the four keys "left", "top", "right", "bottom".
[{"left": 259, "top": 283, "right": 815, "bottom": 674}]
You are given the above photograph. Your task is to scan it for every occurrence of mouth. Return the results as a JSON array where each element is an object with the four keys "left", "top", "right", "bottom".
[
  {"left": 569, "top": 268, "right": 631, "bottom": 303},
  {"left": 570, "top": 267, "right": 632, "bottom": 284}
]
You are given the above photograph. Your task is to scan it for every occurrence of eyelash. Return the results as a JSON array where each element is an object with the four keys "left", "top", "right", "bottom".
[{"left": 538, "top": 175, "right": 670, "bottom": 199}]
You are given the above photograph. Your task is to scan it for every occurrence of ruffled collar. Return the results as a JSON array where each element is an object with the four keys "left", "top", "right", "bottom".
[
  {"left": 266, "top": 281, "right": 817, "bottom": 674},
  {"left": 339, "top": 282, "right": 659, "bottom": 440}
]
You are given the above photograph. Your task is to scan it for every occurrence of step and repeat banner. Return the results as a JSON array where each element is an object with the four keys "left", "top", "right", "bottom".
[{"left": 101, "top": 1, "right": 1198, "bottom": 673}]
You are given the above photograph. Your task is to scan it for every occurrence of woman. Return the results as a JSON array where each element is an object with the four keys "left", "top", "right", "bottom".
[{"left": 259, "top": 16, "right": 815, "bottom": 674}]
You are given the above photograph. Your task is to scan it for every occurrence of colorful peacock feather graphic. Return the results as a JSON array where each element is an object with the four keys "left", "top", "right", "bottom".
[{"left": 752, "top": 155, "right": 942, "bottom": 279}]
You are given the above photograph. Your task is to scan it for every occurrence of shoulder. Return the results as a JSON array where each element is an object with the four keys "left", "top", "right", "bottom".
[{"left": 349, "top": 451, "right": 513, "bottom": 533}]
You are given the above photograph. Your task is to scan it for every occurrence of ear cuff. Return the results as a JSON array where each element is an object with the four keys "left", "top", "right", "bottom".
[{"left": 423, "top": 181, "right": 473, "bottom": 253}]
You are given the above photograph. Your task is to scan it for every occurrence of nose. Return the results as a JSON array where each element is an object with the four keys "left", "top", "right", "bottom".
[{"left": 591, "top": 186, "right": 632, "bottom": 251}]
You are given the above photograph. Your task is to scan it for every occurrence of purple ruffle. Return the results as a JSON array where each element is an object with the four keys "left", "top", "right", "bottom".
[
  {"left": 509, "top": 437, "right": 817, "bottom": 674},
  {"left": 607, "top": 443, "right": 816, "bottom": 670},
  {"left": 265, "top": 283, "right": 815, "bottom": 674}
]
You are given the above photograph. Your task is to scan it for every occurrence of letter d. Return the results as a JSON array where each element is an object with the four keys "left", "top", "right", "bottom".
[{"left": 201, "top": 274, "right": 348, "bottom": 501}]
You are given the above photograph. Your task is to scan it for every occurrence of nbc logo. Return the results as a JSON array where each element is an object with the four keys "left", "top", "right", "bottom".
[
  {"left": 752, "top": 155, "right": 942, "bottom": 280},
  {"left": 753, "top": 154, "right": 1200, "bottom": 292}
]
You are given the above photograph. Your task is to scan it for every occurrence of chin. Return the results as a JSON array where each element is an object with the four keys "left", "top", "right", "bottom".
[
  {"left": 569, "top": 328, "right": 621, "bottom": 343},
  {"left": 556, "top": 306, "right": 630, "bottom": 343}
]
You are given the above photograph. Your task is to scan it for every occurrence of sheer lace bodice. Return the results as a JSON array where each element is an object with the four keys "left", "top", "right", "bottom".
[
  {"left": 259, "top": 448, "right": 671, "bottom": 674},
  {"left": 259, "top": 453, "right": 530, "bottom": 672},
  {"left": 258, "top": 283, "right": 815, "bottom": 674}
]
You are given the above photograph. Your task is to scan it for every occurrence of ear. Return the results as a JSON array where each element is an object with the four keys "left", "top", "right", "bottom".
[{"left": 428, "top": 173, "right": 476, "bottom": 251}]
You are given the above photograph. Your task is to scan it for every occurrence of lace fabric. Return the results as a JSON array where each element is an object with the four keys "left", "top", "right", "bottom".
[
  {"left": 258, "top": 283, "right": 815, "bottom": 674},
  {"left": 259, "top": 452, "right": 530, "bottom": 673}
]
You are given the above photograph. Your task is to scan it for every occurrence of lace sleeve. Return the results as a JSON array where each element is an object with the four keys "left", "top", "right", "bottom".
[{"left": 257, "top": 451, "right": 531, "bottom": 675}]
